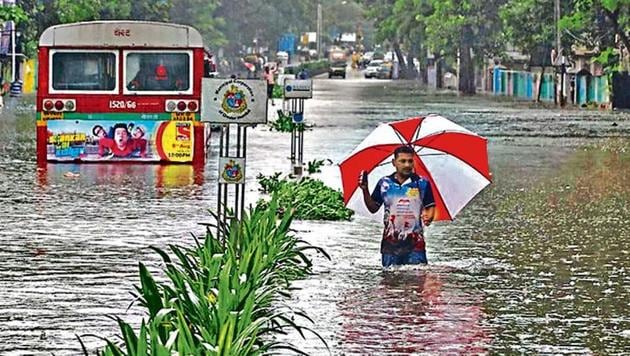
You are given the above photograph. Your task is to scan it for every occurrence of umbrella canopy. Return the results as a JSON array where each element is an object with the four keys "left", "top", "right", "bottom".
[
  {"left": 340, "top": 115, "right": 491, "bottom": 221},
  {"left": 243, "top": 62, "right": 256, "bottom": 72}
]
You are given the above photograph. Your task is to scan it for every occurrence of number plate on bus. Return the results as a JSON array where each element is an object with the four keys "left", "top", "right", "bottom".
[{"left": 171, "top": 112, "right": 195, "bottom": 121}]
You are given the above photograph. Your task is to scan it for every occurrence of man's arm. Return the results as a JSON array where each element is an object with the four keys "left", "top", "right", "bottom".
[
  {"left": 359, "top": 171, "right": 382, "bottom": 214},
  {"left": 421, "top": 180, "right": 436, "bottom": 226},
  {"left": 422, "top": 206, "right": 435, "bottom": 226}
]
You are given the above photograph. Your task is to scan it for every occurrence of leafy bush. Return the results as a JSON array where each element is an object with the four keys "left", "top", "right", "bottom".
[
  {"left": 271, "top": 84, "right": 283, "bottom": 99},
  {"left": 257, "top": 173, "right": 354, "bottom": 221},
  {"left": 80, "top": 198, "right": 329, "bottom": 355},
  {"left": 269, "top": 110, "right": 305, "bottom": 133},
  {"left": 307, "top": 159, "right": 326, "bottom": 174},
  {"left": 283, "top": 60, "right": 330, "bottom": 76}
]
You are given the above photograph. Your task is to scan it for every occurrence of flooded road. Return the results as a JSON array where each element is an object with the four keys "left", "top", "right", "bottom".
[{"left": 0, "top": 74, "right": 629, "bottom": 354}]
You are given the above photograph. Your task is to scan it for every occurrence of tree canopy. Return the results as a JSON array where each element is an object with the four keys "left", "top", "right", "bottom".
[{"left": 2, "top": 0, "right": 626, "bottom": 91}]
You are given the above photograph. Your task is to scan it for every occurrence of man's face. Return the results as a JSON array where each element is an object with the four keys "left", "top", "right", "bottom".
[
  {"left": 114, "top": 128, "right": 129, "bottom": 148},
  {"left": 95, "top": 127, "right": 106, "bottom": 138},
  {"left": 133, "top": 128, "right": 144, "bottom": 139},
  {"left": 393, "top": 152, "right": 414, "bottom": 177}
]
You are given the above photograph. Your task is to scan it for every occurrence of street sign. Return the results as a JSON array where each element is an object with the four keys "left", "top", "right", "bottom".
[
  {"left": 201, "top": 78, "right": 267, "bottom": 124},
  {"left": 292, "top": 112, "right": 304, "bottom": 124},
  {"left": 284, "top": 79, "right": 312, "bottom": 99},
  {"left": 218, "top": 157, "right": 245, "bottom": 184}
]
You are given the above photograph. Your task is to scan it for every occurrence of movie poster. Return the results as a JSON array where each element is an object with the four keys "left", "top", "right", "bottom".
[{"left": 46, "top": 120, "right": 194, "bottom": 162}]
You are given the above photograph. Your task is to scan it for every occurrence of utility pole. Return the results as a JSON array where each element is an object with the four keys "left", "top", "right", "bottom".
[
  {"left": 555, "top": 0, "right": 561, "bottom": 55},
  {"left": 317, "top": 3, "right": 322, "bottom": 59},
  {"left": 555, "top": 0, "right": 564, "bottom": 105}
]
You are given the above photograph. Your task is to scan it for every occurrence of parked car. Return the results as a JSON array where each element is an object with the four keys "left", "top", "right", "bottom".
[
  {"left": 376, "top": 61, "right": 393, "bottom": 79},
  {"left": 360, "top": 51, "right": 374, "bottom": 67},
  {"left": 329, "top": 61, "right": 347, "bottom": 79},
  {"left": 364, "top": 59, "right": 383, "bottom": 78}
]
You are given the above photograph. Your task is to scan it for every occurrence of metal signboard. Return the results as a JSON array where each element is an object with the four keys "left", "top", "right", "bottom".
[
  {"left": 284, "top": 79, "right": 313, "bottom": 99},
  {"left": 218, "top": 157, "right": 245, "bottom": 184},
  {"left": 292, "top": 112, "right": 304, "bottom": 124},
  {"left": 201, "top": 78, "right": 267, "bottom": 124}
]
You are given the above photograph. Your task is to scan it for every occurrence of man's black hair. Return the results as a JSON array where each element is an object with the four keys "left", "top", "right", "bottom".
[
  {"left": 113, "top": 123, "right": 129, "bottom": 134},
  {"left": 393, "top": 145, "right": 415, "bottom": 159},
  {"left": 92, "top": 125, "right": 104, "bottom": 136}
]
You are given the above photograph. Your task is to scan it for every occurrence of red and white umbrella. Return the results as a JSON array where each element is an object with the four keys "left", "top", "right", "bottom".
[
  {"left": 243, "top": 62, "right": 256, "bottom": 72},
  {"left": 340, "top": 115, "right": 491, "bottom": 221}
]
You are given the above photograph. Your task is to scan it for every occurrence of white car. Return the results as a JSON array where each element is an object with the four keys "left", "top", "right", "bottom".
[
  {"left": 361, "top": 51, "right": 374, "bottom": 65},
  {"left": 364, "top": 60, "right": 383, "bottom": 78}
]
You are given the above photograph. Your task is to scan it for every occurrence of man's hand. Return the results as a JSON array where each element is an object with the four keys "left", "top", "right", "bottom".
[
  {"left": 422, "top": 207, "right": 435, "bottom": 226},
  {"left": 359, "top": 170, "right": 368, "bottom": 192}
]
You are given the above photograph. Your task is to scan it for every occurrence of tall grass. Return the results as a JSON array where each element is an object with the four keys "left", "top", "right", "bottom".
[{"left": 80, "top": 198, "right": 329, "bottom": 355}]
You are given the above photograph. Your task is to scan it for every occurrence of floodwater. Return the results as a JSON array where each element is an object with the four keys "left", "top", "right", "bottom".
[{"left": 0, "top": 72, "right": 629, "bottom": 355}]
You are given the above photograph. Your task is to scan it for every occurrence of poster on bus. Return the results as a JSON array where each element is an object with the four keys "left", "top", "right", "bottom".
[{"left": 46, "top": 120, "right": 194, "bottom": 162}]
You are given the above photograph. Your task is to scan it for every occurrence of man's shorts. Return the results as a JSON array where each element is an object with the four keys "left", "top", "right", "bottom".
[{"left": 381, "top": 250, "right": 427, "bottom": 267}]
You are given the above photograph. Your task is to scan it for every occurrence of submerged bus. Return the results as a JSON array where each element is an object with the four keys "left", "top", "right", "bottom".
[{"left": 36, "top": 21, "right": 206, "bottom": 164}]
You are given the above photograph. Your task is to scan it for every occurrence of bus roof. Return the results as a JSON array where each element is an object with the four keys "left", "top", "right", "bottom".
[{"left": 39, "top": 21, "right": 204, "bottom": 48}]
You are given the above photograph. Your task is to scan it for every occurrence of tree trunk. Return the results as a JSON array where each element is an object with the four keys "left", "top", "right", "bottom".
[
  {"left": 419, "top": 45, "right": 428, "bottom": 85},
  {"left": 393, "top": 41, "right": 410, "bottom": 79},
  {"left": 536, "top": 66, "right": 545, "bottom": 102},
  {"left": 407, "top": 51, "right": 417, "bottom": 80},
  {"left": 458, "top": 27, "right": 476, "bottom": 95}
]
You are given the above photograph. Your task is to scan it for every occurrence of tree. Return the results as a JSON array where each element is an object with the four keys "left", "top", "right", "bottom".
[
  {"left": 424, "top": 0, "right": 506, "bottom": 94},
  {"left": 169, "top": 0, "right": 225, "bottom": 48},
  {"left": 560, "top": 0, "right": 630, "bottom": 70},
  {"left": 499, "top": 0, "right": 561, "bottom": 101}
]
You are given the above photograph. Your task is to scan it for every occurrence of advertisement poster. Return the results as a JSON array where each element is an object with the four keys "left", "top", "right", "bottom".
[
  {"left": 201, "top": 78, "right": 267, "bottom": 124},
  {"left": 218, "top": 157, "right": 245, "bottom": 184},
  {"left": 46, "top": 120, "right": 194, "bottom": 162}
]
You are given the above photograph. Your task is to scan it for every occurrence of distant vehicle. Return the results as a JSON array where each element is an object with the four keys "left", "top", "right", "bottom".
[
  {"left": 364, "top": 60, "right": 383, "bottom": 78},
  {"left": 204, "top": 51, "right": 218, "bottom": 78},
  {"left": 276, "top": 51, "right": 289, "bottom": 67},
  {"left": 329, "top": 49, "right": 347, "bottom": 63},
  {"left": 360, "top": 51, "right": 374, "bottom": 66},
  {"left": 329, "top": 61, "right": 347, "bottom": 79},
  {"left": 372, "top": 52, "right": 385, "bottom": 61},
  {"left": 377, "top": 62, "right": 393, "bottom": 79}
]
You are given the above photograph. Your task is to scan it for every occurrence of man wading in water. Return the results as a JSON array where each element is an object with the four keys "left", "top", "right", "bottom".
[{"left": 359, "top": 145, "right": 436, "bottom": 267}]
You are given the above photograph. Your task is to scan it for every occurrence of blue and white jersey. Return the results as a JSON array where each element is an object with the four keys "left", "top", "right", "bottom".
[{"left": 371, "top": 173, "right": 435, "bottom": 255}]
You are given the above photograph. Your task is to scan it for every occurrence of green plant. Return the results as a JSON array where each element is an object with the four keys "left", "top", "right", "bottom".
[
  {"left": 271, "top": 84, "right": 284, "bottom": 99},
  {"left": 269, "top": 110, "right": 304, "bottom": 133},
  {"left": 80, "top": 198, "right": 329, "bottom": 355},
  {"left": 257, "top": 174, "right": 354, "bottom": 221},
  {"left": 307, "top": 159, "right": 325, "bottom": 174}
]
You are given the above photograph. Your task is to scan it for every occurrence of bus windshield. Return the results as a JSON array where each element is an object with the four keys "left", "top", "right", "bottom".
[
  {"left": 125, "top": 52, "right": 190, "bottom": 92},
  {"left": 51, "top": 52, "right": 116, "bottom": 91}
]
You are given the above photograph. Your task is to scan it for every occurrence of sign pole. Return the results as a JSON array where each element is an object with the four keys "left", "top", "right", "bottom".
[
  {"left": 298, "top": 98, "right": 304, "bottom": 165},
  {"left": 283, "top": 78, "right": 312, "bottom": 176},
  {"left": 202, "top": 78, "right": 267, "bottom": 237}
]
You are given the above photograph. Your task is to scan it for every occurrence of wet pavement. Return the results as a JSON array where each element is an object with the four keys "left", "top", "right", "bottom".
[{"left": 0, "top": 70, "right": 629, "bottom": 354}]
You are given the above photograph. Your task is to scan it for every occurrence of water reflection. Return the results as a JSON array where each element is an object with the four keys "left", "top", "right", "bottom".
[
  {"left": 339, "top": 268, "right": 489, "bottom": 354},
  {"left": 35, "top": 163, "right": 205, "bottom": 198}
]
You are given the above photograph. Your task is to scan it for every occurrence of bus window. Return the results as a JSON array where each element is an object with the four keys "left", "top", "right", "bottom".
[
  {"left": 52, "top": 52, "right": 116, "bottom": 91},
  {"left": 125, "top": 52, "right": 190, "bottom": 92}
]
